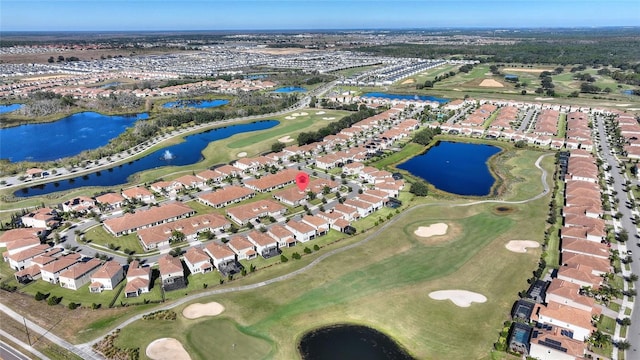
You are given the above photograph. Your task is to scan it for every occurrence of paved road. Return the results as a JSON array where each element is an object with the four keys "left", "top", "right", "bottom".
[
  {"left": 595, "top": 115, "right": 639, "bottom": 359},
  {"left": 0, "top": 304, "right": 102, "bottom": 360},
  {"left": 0, "top": 341, "right": 31, "bottom": 360},
  {"left": 1, "top": 152, "right": 552, "bottom": 359},
  {"left": 517, "top": 109, "right": 536, "bottom": 132},
  {"left": 0, "top": 329, "right": 51, "bottom": 360},
  {"left": 0, "top": 80, "right": 335, "bottom": 197}
]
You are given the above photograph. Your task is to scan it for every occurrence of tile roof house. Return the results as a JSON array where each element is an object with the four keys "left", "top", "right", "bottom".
[
  {"left": 0, "top": 227, "right": 46, "bottom": 247},
  {"left": 536, "top": 301, "right": 597, "bottom": 341},
  {"left": 285, "top": 219, "right": 317, "bottom": 243},
  {"left": 58, "top": 258, "right": 102, "bottom": 290},
  {"left": 243, "top": 168, "right": 298, "bottom": 192},
  {"left": 137, "top": 213, "right": 230, "bottom": 251},
  {"left": 246, "top": 230, "right": 279, "bottom": 258},
  {"left": 158, "top": 254, "right": 186, "bottom": 291},
  {"left": 204, "top": 242, "right": 236, "bottom": 269},
  {"left": 21, "top": 208, "right": 59, "bottom": 229},
  {"left": 121, "top": 186, "right": 156, "bottom": 204},
  {"left": 545, "top": 278, "right": 596, "bottom": 313},
  {"left": 272, "top": 186, "right": 307, "bottom": 207},
  {"left": 124, "top": 260, "right": 151, "bottom": 298},
  {"left": 228, "top": 236, "right": 257, "bottom": 260},
  {"left": 103, "top": 202, "right": 195, "bottom": 236},
  {"left": 89, "top": 261, "right": 124, "bottom": 293},
  {"left": 95, "top": 192, "right": 125, "bottom": 210},
  {"left": 40, "top": 253, "right": 82, "bottom": 284},
  {"left": 529, "top": 325, "right": 587, "bottom": 360},
  {"left": 183, "top": 247, "right": 213, "bottom": 275},
  {"left": 226, "top": 199, "right": 287, "bottom": 226},
  {"left": 267, "top": 224, "right": 296, "bottom": 248},
  {"left": 62, "top": 196, "right": 97, "bottom": 213},
  {"left": 197, "top": 186, "right": 255, "bottom": 208}
]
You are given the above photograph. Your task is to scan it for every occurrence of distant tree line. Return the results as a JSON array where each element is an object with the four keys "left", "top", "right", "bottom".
[{"left": 352, "top": 37, "right": 640, "bottom": 66}]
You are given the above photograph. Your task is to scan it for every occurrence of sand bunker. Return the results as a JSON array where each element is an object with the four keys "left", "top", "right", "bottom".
[
  {"left": 182, "top": 301, "right": 225, "bottom": 319},
  {"left": 505, "top": 240, "right": 540, "bottom": 253},
  {"left": 278, "top": 135, "right": 295, "bottom": 143},
  {"left": 503, "top": 68, "right": 549, "bottom": 74},
  {"left": 429, "top": 290, "right": 487, "bottom": 308},
  {"left": 146, "top": 338, "right": 191, "bottom": 360},
  {"left": 616, "top": 104, "right": 631, "bottom": 107},
  {"left": 322, "top": 117, "right": 336, "bottom": 121},
  {"left": 292, "top": 112, "right": 301, "bottom": 117},
  {"left": 414, "top": 223, "right": 448, "bottom": 238},
  {"left": 479, "top": 79, "right": 504, "bottom": 87},
  {"left": 285, "top": 116, "right": 295, "bottom": 120},
  {"left": 535, "top": 97, "right": 554, "bottom": 101},
  {"left": 316, "top": 111, "right": 326, "bottom": 115},
  {"left": 237, "top": 152, "right": 247, "bottom": 158},
  {"left": 401, "top": 79, "right": 415, "bottom": 84},
  {"left": 299, "top": 112, "right": 308, "bottom": 116}
]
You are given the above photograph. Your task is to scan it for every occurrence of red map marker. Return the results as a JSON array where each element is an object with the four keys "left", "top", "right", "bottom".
[{"left": 296, "top": 171, "right": 309, "bottom": 191}]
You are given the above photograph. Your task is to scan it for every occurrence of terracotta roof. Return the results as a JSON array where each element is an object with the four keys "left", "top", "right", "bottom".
[
  {"left": 126, "top": 260, "right": 150, "bottom": 279},
  {"left": 91, "top": 261, "right": 122, "bottom": 279},
  {"left": 204, "top": 242, "right": 235, "bottom": 260},
  {"left": 267, "top": 224, "right": 294, "bottom": 240},
  {"left": 41, "top": 254, "right": 82, "bottom": 274},
  {"left": 137, "top": 213, "right": 229, "bottom": 247},
  {"left": 226, "top": 199, "right": 286, "bottom": 223},
  {"left": 546, "top": 278, "right": 595, "bottom": 309},
  {"left": 158, "top": 254, "right": 183, "bottom": 275},
  {"left": 243, "top": 168, "right": 298, "bottom": 191},
  {"left": 59, "top": 258, "right": 102, "bottom": 280},
  {"left": 247, "top": 230, "right": 277, "bottom": 247},
  {"left": 0, "top": 228, "right": 45, "bottom": 246},
  {"left": 122, "top": 186, "right": 153, "bottom": 199},
  {"left": 286, "top": 220, "right": 315, "bottom": 234},
  {"left": 95, "top": 192, "right": 125, "bottom": 205},
  {"left": 198, "top": 186, "right": 254, "bottom": 207},
  {"left": 103, "top": 202, "right": 194, "bottom": 234},
  {"left": 183, "top": 247, "right": 211, "bottom": 265},
  {"left": 539, "top": 300, "right": 596, "bottom": 330}
]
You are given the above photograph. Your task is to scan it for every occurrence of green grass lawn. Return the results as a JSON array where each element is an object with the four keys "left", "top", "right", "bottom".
[
  {"left": 84, "top": 225, "right": 146, "bottom": 255},
  {"left": 112, "top": 180, "right": 547, "bottom": 359},
  {"left": 20, "top": 280, "right": 123, "bottom": 308},
  {"left": 598, "top": 315, "right": 617, "bottom": 335}
]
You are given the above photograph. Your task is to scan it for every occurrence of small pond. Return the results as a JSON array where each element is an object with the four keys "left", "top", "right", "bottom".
[
  {"left": 273, "top": 86, "right": 307, "bottom": 93},
  {"left": 0, "top": 104, "right": 24, "bottom": 114},
  {"left": 298, "top": 324, "right": 414, "bottom": 360},
  {"left": 0, "top": 112, "right": 148, "bottom": 162},
  {"left": 397, "top": 141, "right": 501, "bottom": 196},
  {"left": 14, "top": 120, "right": 279, "bottom": 197},
  {"left": 162, "top": 99, "right": 229, "bottom": 109},
  {"left": 362, "top": 92, "right": 448, "bottom": 104}
]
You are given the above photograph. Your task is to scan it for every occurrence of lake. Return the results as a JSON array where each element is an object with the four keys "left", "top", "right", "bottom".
[
  {"left": 298, "top": 324, "right": 414, "bottom": 360},
  {"left": 273, "top": 86, "right": 307, "bottom": 93},
  {"left": 397, "top": 141, "right": 501, "bottom": 196},
  {"left": 162, "top": 99, "right": 229, "bottom": 109},
  {"left": 14, "top": 120, "right": 279, "bottom": 197},
  {"left": 0, "top": 112, "right": 148, "bottom": 162},
  {"left": 362, "top": 92, "right": 448, "bottom": 104},
  {"left": 0, "top": 104, "right": 24, "bottom": 114}
]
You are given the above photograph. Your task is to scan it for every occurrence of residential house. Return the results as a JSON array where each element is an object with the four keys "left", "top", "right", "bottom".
[
  {"left": 272, "top": 186, "right": 307, "bottom": 207},
  {"left": 204, "top": 242, "right": 236, "bottom": 269},
  {"left": 267, "top": 224, "right": 296, "bottom": 248},
  {"left": 246, "top": 230, "right": 279, "bottom": 258},
  {"left": 137, "top": 213, "right": 230, "bottom": 251},
  {"left": 197, "top": 186, "right": 255, "bottom": 208},
  {"left": 228, "top": 236, "right": 257, "bottom": 260},
  {"left": 183, "top": 247, "right": 213, "bottom": 275},
  {"left": 103, "top": 202, "right": 195, "bottom": 236},
  {"left": 21, "top": 208, "right": 59, "bottom": 229},
  {"left": 124, "top": 260, "right": 151, "bottom": 298},
  {"left": 58, "top": 258, "right": 102, "bottom": 290},
  {"left": 40, "top": 254, "right": 82, "bottom": 284},
  {"left": 0, "top": 227, "right": 46, "bottom": 248},
  {"left": 62, "top": 196, "right": 96, "bottom": 213},
  {"left": 89, "top": 261, "right": 124, "bottom": 293},
  {"left": 285, "top": 220, "right": 317, "bottom": 243},
  {"left": 226, "top": 199, "right": 287, "bottom": 226},
  {"left": 535, "top": 301, "right": 597, "bottom": 341},
  {"left": 95, "top": 192, "right": 125, "bottom": 210},
  {"left": 158, "top": 254, "right": 186, "bottom": 291},
  {"left": 121, "top": 186, "right": 156, "bottom": 204}
]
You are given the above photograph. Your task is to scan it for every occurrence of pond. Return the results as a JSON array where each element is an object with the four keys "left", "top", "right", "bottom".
[
  {"left": 273, "top": 86, "right": 307, "bottom": 93},
  {"left": 14, "top": 120, "right": 279, "bottom": 197},
  {"left": 0, "top": 104, "right": 24, "bottom": 114},
  {"left": 362, "top": 92, "right": 448, "bottom": 104},
  {"left": 0, "top": 112, "right": 148, "bottom": 162},
  {"left": 397, "top": 141, "right": 501, "bottom": 196},
  {"left": 162, "top": 99, "right": 229, "bottom": 109},
  {"left": 298, "top": 324, "right": 414, "bottom": 360}
]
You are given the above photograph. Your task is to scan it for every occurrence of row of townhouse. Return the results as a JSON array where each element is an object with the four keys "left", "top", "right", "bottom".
[
  {"left": 533, "top": 109, "right": 560, "bottom": 136},
  {"left": 507, "top": 149, "right": 609, "bottom": 359},
  {"left": 614, "top": 111, "right": 640, "bottom": 160},
  {"left": 103, "top": 201, "right": 195, "bottom": 236}
]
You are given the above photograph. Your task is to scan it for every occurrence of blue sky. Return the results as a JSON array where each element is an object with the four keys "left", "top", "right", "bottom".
[{"left": 1, "top": 0, "right": 638, "bottom": 31}]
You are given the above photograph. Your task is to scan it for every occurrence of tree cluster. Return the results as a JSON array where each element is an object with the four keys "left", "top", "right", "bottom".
[{"left": 411, "top": 127, "right": 441, "bottom": 146}]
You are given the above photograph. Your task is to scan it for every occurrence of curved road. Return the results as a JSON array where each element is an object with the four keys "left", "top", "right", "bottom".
[
  {"left": 1, "top": 149, "right": 552, "bottom": 359},
  {"left": 78, "top": 153, "right": 552, "bottom": 347}
]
